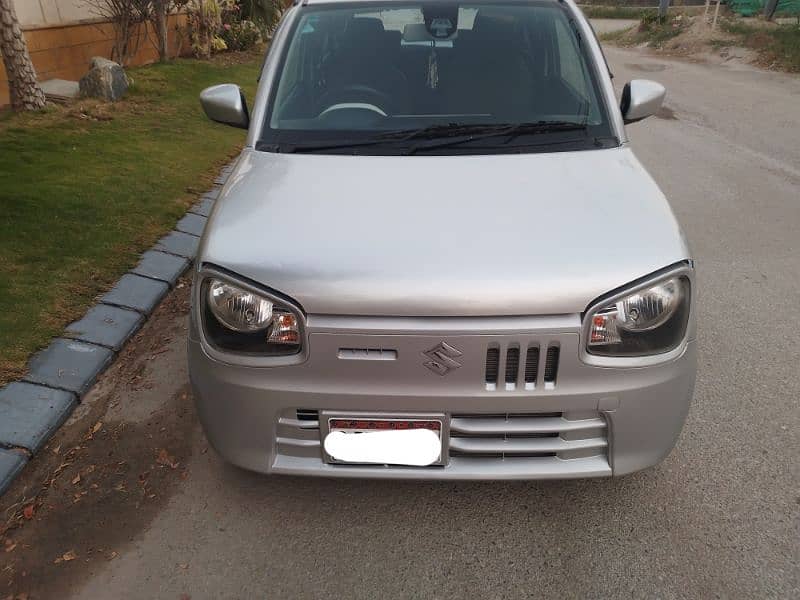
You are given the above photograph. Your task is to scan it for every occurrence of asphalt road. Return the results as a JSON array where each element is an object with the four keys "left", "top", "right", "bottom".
[{"left": 3, "top": 47, "right": 799, "bottom": 600}]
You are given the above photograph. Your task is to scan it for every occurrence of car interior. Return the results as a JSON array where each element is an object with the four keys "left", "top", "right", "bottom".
[{"left": 270, "top": 6, "right": 599, "bottom": 130}]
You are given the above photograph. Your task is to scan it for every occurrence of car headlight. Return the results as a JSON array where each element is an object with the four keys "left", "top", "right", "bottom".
[
  {"left": 586, "top": 274, "right": 691, "bottom": 357},
  {"left": 201, "top": 277, "right": 301, "bottom": 355}
]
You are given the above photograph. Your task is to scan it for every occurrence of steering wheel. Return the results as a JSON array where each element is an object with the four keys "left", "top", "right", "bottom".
[{"left": 317, "top": 84, "right": 393, "bottom": 119}]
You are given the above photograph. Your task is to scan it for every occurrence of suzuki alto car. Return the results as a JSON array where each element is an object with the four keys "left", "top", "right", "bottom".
[{"left": 191, "top": 0, "right": 696, "bottom": 479}]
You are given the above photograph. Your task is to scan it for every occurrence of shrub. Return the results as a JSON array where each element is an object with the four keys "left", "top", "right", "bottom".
[
  {"left": 239, "top": 0, "right": 286, "bottom": 37},
  {"left": 187, "top": 0, "right": 222, "bottom": 58},
  {"left": 637, "top": 13, "right": 688, "bottom": 47},
  {"left": 219, "top": 19, "right": 261, "bottom": 50},
  {"left": 84, "top": 0, "right": 150, "bottom": 65},
  {"left": 218, "top": 1, "right": 262, "bottom": 50}
]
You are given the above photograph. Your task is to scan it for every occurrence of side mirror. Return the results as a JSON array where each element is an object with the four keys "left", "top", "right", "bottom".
[
  {"left": 200, "top": 84, "right": 249, "bottom": 129},
  {"left": 620, "top": 79, "right": 666, "bottom": 124}
]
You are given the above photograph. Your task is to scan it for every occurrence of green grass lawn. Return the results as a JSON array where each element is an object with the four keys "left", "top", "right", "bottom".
[{"left": 0, "top": 50, "right": 262, "bottom": 384}]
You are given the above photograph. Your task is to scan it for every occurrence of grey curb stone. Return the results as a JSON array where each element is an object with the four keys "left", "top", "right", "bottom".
[
  {"left": 65, "top": 304, "right": 143, "bottom": 351},
  {"left": 155, "top": 230, "right": 200, "bottom": 259},
  {"left": 0, "top": 382, "right": 77, "bottom": 453},
  {"left": 201, "top": 187, "right": 222, "bottom": 201},
  {"left": 188, "top": 197, "right": 214, "bottom": 217},
  {"left": 102, "top": 274, "right": 169, "bottom": 315},
  {"left": 0, "top": 448, "right": 27, "bottom": 496},
  {"left": 24, "top": 339, "right": 114, "bottom": 395},
  {"left": 132, "top": 250, "right": 189, "bottom": 286},
  {"left": 176, "top": 213, "right": 207, "bottom": 237},
  {"left": 0, "top": 170, "right": 230, "bottom": 497}
]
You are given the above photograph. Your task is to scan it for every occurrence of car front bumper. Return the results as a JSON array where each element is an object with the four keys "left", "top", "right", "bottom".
[{"left": 188, "top": 313, "right": 696, "bottom": 480}]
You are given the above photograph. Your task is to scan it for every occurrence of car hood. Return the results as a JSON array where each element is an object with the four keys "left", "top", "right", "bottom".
[{"left": 200, "top": 147, "right": 690, "bottom": 316}]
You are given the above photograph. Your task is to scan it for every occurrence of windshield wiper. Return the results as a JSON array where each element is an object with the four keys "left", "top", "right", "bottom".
[
  {"left": 256, "top": 138, "right": 398, "bottom": 153},
  {"left": 254, "top": 124, "right": 480, "bottom": 153},
  {"left": 404, "top": 121, "right": 589, "bottom": 154},
  {"left": 255, "top": 122, "right": 589, "bottom": 154}
]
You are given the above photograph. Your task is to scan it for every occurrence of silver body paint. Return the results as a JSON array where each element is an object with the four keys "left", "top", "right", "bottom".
[{"left": 189, "top": 0, "right": 696, "bottom": 479}]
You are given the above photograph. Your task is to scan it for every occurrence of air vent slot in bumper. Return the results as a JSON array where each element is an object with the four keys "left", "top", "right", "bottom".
[
  {"left": 485, "top": 343, "right": 560, "bottom": 391},
  {"left": 504, "top": 346, "right": 520, "bottom": 389},
  {"left": 485, "top": 346, "right": 500, "bottom": 389},
  {"left": 543, "top": 345, "right": 560, "bottom": 388},
  {"left": 449, "top": 412, "right": 607, "bottom": 460}
]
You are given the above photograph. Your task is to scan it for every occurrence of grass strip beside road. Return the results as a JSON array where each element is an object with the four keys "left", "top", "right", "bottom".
[
  {"left": 0, "top": 50, "right": 262, "bottom": 384},
  {"left": 580, "top": 5, "right": 705, "bottom": 19},
  {"left": 599, "top": 13, "right": 800, "bottom": 72},
  {"left": 720, "top": 20, "right": 800, "bottom": 72}
]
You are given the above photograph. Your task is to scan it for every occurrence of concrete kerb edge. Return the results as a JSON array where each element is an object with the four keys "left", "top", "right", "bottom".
[{"left": 0, "top": 159, "right": 234, "bottom": 498}]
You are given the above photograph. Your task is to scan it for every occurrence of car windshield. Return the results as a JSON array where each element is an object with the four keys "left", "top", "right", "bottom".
[{"left": 260, "top": 1, "right": 615, "bottom": 154}]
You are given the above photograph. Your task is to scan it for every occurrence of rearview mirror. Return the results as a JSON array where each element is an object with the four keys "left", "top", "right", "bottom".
[
  {"left": 200, "top": 84, "right": 249, "bottom": 129},
  {"left": 621, "top": 79, "right": 666, "bottom": 124}
]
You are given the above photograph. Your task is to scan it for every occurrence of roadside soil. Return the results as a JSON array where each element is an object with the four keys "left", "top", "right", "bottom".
[
  {"left": 605, "top": 14, "right": 799, "bottom": 72},
  {"left": 0, "top": 280, "right": 197, "bottom": 600}
]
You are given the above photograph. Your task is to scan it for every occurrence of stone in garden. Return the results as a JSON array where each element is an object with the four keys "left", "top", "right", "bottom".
[
  {"left": 39, "top": 79, "right": 80, "bottom": 103},
  {"left": 79, "top": 57, "right": 129, "bottom": 101}
]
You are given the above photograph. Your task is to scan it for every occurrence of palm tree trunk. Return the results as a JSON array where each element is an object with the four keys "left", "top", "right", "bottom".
[
  {"left": 154, "top": 1, "right": 169, "bottom": 61},
  {"left": 0, "top": 0, "right": 46, "bottom": 111}
]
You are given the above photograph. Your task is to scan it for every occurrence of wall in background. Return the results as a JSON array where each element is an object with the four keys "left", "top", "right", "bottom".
[
  {"left": 15, "top": 0, "right": 99, "bottom": 28},
  {"left": 2, "top": 1, "right": 189, "bottom": 107}
]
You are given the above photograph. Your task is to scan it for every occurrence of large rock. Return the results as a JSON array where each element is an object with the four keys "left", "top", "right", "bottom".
[{"left": 79, "top": 57, "right": 128, "bottom": 101}]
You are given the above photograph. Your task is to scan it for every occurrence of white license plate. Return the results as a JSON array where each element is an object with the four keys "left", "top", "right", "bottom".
[{"left": 323, "top": 418, "right": 443, "bottom": 467}]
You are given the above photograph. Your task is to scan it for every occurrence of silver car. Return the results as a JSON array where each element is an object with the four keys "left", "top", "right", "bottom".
[{"left": 191, "top": 0, "right": 696, "bottom": 479}]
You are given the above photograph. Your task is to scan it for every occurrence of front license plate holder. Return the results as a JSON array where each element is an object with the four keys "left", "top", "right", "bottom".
[{"left": 319, "top": 411, "right": 449, "bottom": 466}]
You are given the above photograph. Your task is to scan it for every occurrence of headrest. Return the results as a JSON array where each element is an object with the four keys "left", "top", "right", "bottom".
[
  {"left": 473, "top": 14, "right": 516, "bottom": 40},
  {"left": 345, "top": 17, "right": 385, "bottom": 38}
]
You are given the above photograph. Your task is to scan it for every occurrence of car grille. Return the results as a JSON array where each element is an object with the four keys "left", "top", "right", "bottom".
[
  {"left": 276, "top": 409, "right": 607, "bottom": 463},
  {"left": 485, "top": 344, "right": 560, "bottom": 391},
  {"left": 449, "top": 412, "right": 607, "bottom": 460}
]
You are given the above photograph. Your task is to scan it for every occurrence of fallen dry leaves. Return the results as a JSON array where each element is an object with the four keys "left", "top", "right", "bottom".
[
  {"left": 53, "top": 549, "right": 77, "bottom": 564},
  {"left": 155, "top": 449, "right": 179, "bottom": 470},
  {"left": 22, "top": 505, "right": 34, "bottom": 520}
]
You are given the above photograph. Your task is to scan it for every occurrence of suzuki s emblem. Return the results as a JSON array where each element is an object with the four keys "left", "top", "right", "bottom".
[{"left": 422, "top": 342, "right": 463, "bottom": 376}]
